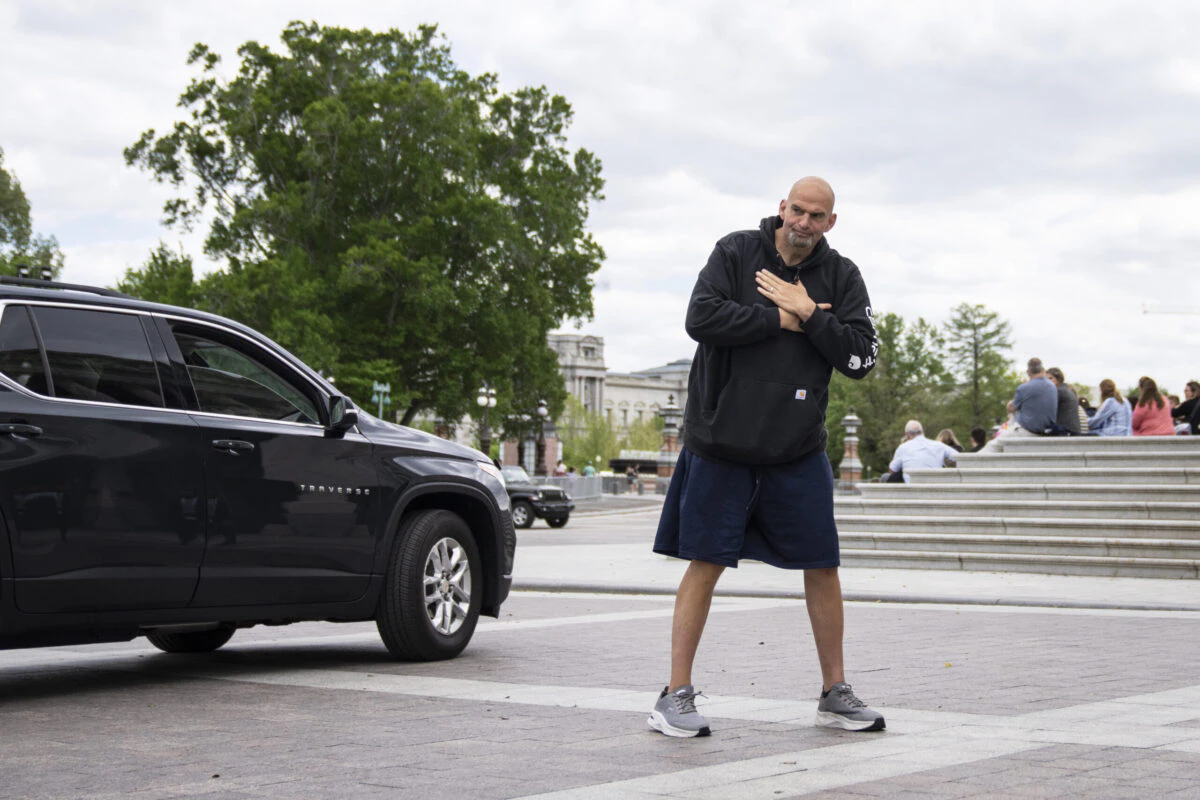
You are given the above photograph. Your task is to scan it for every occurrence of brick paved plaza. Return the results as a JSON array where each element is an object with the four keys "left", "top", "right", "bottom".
[{"left": 2, "top": 509, "right": 1198, "bottom": 798}]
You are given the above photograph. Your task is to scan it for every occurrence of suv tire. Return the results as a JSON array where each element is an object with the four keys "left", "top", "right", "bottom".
[
  {"left": 377, "top": 510, "right": 481, "bottom": 661},
  {"left": 547, "top": 516, "right": 568, "bottom": 528},
  {"left": 146, "top": 625, "right": 236, "bottom": 654},
  {"left": 511, "top": 500, "right": 534, "bottom": 529}
]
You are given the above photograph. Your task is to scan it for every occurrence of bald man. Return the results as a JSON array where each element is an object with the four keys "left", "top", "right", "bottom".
[{"left": 649, "top": 178, "right": 885, "bottom": 738}]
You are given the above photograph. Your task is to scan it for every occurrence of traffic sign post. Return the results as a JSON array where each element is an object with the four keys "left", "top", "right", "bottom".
[{"left": 371, "top": 381, "right": 391, "bottom": 419}]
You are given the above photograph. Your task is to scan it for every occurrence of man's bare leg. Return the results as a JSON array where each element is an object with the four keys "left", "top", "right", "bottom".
[
  {"left": 669, "top": 560, "right": 725, "bottom": 690},
  {"left": 804, "top": 566, "right": 845, "bottom": 691}
]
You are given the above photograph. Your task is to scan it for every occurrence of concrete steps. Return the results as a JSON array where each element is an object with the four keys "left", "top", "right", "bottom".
[
  {"left": 904, "top": 467, "right": 1200, "bottom": 484},
  {"left": 993, "top": 435, "right": 1196, "bottom": 454},
  {"left": 837, "top": 497, "right": 1200, "bottom": 520},
  {"left": 836, "top": 435, "right": 1200, "bottom": 578},
  {"left": 855, "top": 483, "right": 1200, "bottom": 504},
  {"left": 839, "top": 548, "right": 1200, "bottom": 579},
  {"left": 840, "top": 530, "right": 1200, "bottom": 560},
  {"left": 956, "top": 451, "right": 1200, "bottom": 469}
]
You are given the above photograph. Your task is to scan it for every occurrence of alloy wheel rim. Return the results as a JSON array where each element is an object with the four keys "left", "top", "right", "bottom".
[
  {"left": 423, "top": 536, "right": 471, "bottom": 635},
  {"left": 512, "top": 505, "right": 529, "bottom": 526}
]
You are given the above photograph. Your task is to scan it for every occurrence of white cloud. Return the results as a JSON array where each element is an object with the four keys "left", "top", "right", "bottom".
[{"left": 3, "top": 0, "right": 1200, "bottom": 400}]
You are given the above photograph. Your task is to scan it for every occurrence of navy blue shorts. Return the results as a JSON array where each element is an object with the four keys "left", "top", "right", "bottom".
[{"left": 653, "top": 447, "right": 839, "bottom": 570}]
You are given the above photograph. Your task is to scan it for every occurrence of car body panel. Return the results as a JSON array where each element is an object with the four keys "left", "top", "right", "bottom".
[
  {"left": 0, "top": 385, "right": 206, "bottom": 613},
  {"left": 0, "top": 283, "right": 515, "bottom": 653}
]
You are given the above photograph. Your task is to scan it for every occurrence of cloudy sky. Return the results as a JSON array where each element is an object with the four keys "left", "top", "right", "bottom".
[{"left": 3, "top": 1, "right": 1199, "bottom": 398}]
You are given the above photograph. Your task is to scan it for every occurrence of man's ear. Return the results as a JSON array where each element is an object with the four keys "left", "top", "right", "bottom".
[
  {"left": 778, "top": 198, "right": 787, "bottom": 216},
  {"left": 826, "top": 212, "right": 838, "bottom": 231}
]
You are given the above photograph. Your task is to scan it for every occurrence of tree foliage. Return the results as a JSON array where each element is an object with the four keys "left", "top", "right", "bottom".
[
  {"left": 0, "top": 147, "right": 64, "bottom": 278},
  {"left": 620, "top": 412, "right": 665, "bottom": 452},
  {"left": 848, "top": 312, "right": 955, "bottom": 473},
  {"left": 555, "top": 395, "right": 620, "bottom": 470},
  {"left": 826, "top": 303, "right": 1018, "bottom": 477},
  {"left": 116, "top": 243, "right": 199, "bottom": 307},
  {"left": 123, "top": 22, "right": 604, "bottom": 426},
  {"left": 943, "top": 303, "right": 1017, "bottom": 429}
]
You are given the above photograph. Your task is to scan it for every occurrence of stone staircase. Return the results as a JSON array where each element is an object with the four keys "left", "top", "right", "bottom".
[{"left": 834, "top": 435, "right": 1200, "bottom": 578}]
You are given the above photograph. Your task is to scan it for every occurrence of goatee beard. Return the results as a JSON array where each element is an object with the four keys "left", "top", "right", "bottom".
[{"left": 787, "top": 232, "right": 813, "bottom": 248}]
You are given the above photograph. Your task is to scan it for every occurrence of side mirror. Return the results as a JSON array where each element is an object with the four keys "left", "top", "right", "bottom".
[{"left": 326, "top": 395, "right": 359, "bottom": 436}]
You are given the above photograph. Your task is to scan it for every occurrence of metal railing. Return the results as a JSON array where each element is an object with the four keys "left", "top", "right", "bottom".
[{"left": 536, "top": 475, "right": 602, "bottom": 500}]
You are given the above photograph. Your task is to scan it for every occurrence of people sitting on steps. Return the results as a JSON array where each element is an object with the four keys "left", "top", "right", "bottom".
[
  {"left": 884, "top": 420, "right": 958, "bottom": 484},
  {"left": 984, "top": 357, "right": 1057, "bottom": 450},
  {"left": 936, "top": 428, "right": 963, "bottom": 452},
  {"left": 1046, "top": 366, "right": 1084, "bottom": 436},
  {"left": 1173, "top": 380, "right": 1200, "bottom": 435},
  {"left": 1088, "top": 378, "right": 1133, "bottom": 436},
  {"left": 1132, "top": 376, "right": 1176, "bottom": 436}
]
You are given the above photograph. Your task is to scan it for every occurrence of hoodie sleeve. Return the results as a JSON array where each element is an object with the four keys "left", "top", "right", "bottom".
[
  {"left": 801, "top": 260, "right": 879, "bottom": 380},
  {"left": 685, "top": 241, "right": 781, "bottom": 347}
]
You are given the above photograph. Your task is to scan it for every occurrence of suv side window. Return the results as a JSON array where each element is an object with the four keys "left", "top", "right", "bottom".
[
  {"left": 0, "top": 305, "right": 51, "bottom": 394},
  {"left": 171, "top": 327, "right": 320, "bottom": 424},
  {"left": 31, "top": 306, "right": 164, "bottom": 408}
]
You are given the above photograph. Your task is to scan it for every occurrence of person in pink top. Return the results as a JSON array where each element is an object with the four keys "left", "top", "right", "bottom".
[{"left": 1132, "top": 376, "right": 1176, "bottom": 435}]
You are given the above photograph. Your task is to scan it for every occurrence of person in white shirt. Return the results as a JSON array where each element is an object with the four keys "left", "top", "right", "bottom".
[{"left": 885, "top": 420, "right": 958, "bottom": 483}]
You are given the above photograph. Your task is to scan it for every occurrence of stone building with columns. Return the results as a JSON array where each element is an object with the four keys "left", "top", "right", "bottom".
[{"left": 549, "top": 333, "right": 689, "bottom": 430}]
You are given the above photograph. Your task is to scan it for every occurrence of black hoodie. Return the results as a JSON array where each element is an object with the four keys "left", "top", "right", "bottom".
[{"left": 682, "top": 216, "right": 878, "bottom": 465}]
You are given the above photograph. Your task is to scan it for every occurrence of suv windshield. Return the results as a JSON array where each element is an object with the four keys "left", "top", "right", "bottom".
[{"left": 501, "top": 465, "right": 532, "bottom": 484}]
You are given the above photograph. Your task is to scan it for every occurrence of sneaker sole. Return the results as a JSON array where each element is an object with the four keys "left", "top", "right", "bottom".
[
  {"left": 814, "top": 711, "right": 886, "bottom": 732},
  {"left": 648, "top": 710, "right": 711, "bottom": 738}
]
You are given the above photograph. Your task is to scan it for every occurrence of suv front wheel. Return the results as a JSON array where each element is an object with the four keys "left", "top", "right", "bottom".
[{"left": 377, "top": 509, "right": 482, "bottom": 661}]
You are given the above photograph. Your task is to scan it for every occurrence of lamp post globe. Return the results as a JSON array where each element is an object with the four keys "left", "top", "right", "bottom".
[
  {"left": 476, "top": 385, "right": 496, "bottom": 457},
  {"left": 534, "top": 399, "right": 549, "bottom": 476}
]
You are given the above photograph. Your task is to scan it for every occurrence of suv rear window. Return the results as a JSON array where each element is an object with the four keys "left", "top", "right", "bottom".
[
  {"left": 0, "top": 305, "right": 50, "bottom": 394},
  {"left": 32, "top": 306, "right": 164, "bottom": 408}
]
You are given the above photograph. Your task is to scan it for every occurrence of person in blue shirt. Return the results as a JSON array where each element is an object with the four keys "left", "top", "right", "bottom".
[
  {"left": 885, "top": 420, "right": 958, "bottom": 483},
  {"left": 1007, "top": 357, "right": 1058, "bottom": 433},
  {"left": 1089, "top": 378, "right": 1133, "bottom": 436}
]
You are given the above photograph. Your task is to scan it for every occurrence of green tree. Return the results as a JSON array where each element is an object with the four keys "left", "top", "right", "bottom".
[
  {"left": 620, "top": 412, "right": 664, "bottom": 452},
  {"left": 850, "top": 312, "right": 955, "bottom": 474},
  {"left": 554, "top": 395, "right": 619, "bottom": 470},
  {"left": 0, "top": 147, "right": 64, "bottom": 277},
  {"left": 116, "top": 243, "right": 199, "bottom": 307},
  {"left": 124, "top": 22, "right": 604, "bottom": 425},
  {"left": 943, "top": 303, "right": 1017, "bottom": 429}
]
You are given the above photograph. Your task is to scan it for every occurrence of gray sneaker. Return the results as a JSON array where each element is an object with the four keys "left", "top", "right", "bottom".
[
  {"left": 648, "top": 685, "right": 711, "bottom": 737},
  {"left": 815, "top": 682, "right": 885, "bottom": 731}
]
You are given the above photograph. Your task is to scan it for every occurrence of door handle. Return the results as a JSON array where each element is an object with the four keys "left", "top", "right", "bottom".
[
  {"left": 0, "top": 423, "right": 43, "bottom": 438},
  {"left": 212, "top": 439, "right": 255, "bottom": 454}
]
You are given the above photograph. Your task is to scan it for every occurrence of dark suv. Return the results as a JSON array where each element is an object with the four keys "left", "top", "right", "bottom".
[
  {"left": 0, "top": 278, "right": 514, "bottom": 661},
  {"left": 500, "top": 465, "right": 574, "bottom": 528}
]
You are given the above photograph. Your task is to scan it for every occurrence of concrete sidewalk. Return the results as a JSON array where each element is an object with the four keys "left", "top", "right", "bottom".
[{"left": 515, "top": 506, "right": 1200, "bottom": 612}]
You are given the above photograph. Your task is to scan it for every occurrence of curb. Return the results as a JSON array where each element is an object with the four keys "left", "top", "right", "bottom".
[
  {"left": 571, "top": 500, "right": 664, "bottom": 517},
  {"left": 511, "top": 579, "right": 1200, "bottom": 613},
  {"left": 572, "top": 506, "right": 663, "bottom": 518}
]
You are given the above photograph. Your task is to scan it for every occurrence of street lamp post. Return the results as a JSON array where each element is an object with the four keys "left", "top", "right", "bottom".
[
  {"left": 534, "top": 399, "right": 549, "bottom": 476},
  {"left": 371, "top": 381, "right": 391, "bottom": 419},
  {"left": 476, "top": 384, "right": 497, "bottom": 457}
]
